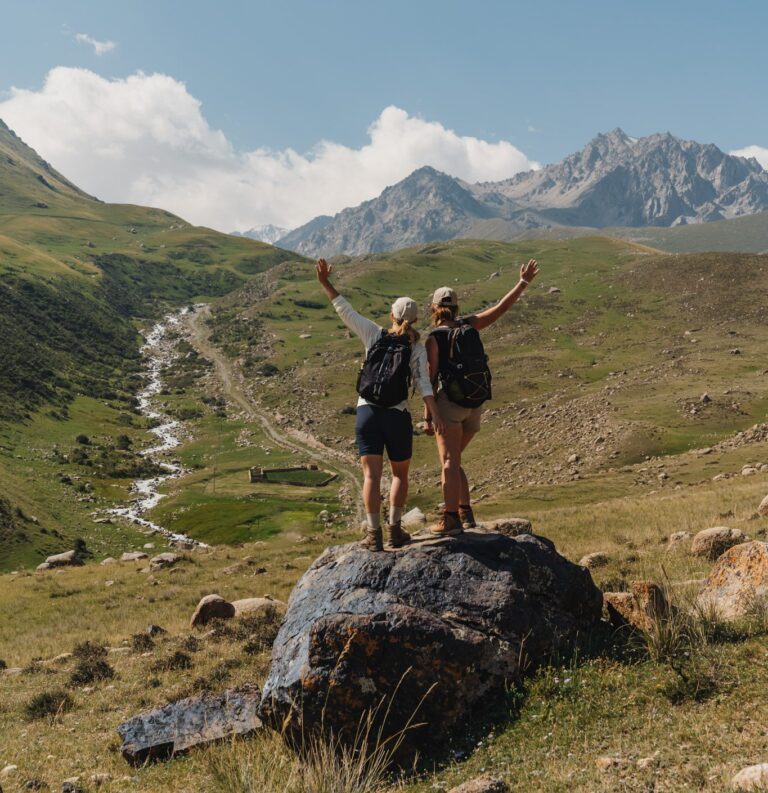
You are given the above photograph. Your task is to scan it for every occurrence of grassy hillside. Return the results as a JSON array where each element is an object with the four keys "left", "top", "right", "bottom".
[
  {"left": 0, "top": 119, "right": 302, "bottom": 567},
  {"left": 210, "top": 237, "right": 768, "bottom": 522}
]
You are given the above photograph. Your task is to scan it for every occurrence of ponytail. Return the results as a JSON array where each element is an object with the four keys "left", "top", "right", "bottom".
[{"left": 389, "top": 318, "right": 419, "bottom": 344}]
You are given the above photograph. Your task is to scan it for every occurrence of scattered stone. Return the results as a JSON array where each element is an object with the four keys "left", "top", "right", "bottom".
[
  {"left": 667, "top": 531, "right": 691, "bottom": 549},
  {"left": 0, "top": 766, "right": 18, "bottom": 778},
  {"left": 147, "top": 624, "right": 167, "bottom": 637},
  {"left": 595, "top": 756, "right": 627, "bottom": 771},
  {"left": 190, "top": 594, "right": 236, "bottom": 628},
  {"left": 149, "top": 552, "right": 181, "bottom": 571},
  {"left": 742, "top": 466, "right": 759, "bottom": 476},
  {"left": 700, "top": 393, "right": 711, "bottom": 404},
  {"left": 697, "top": 541, "right": 768, "bottom": 621},
  {"left": 448, "top": 775, "right": 509, "bottom": 793},
  {"left": 548, "top": 286, "right": 561, "bottom": 294},
  {"left": 579, "top": 551, "right": 609, "bottom": 569},
  {"left": 299, "top": 333, "right": 312, "bottom": 339},
  {"left": 100, "top": 557, "right": 117, "bottom": 566},
  {"left": 120, "top": 552, "right": 148, "bottom": 562},
  {"left": 604, "top": 581, "right": 673, "bottom": 632},
  {"left": 758, "top": 495, "right": 768, "bottom": 516},
  {"left": 480, "top": 518, "right": 532, "bottom": 536},
  {"left": 232, "top": 597, "right": 287, "bottom": 620},
  {"left": 401, "top": 507, "right": 426, "bottom": 528},
  {"left": 143, "top": 543, "right": 155, "bottom": 549},
  {"left": 88, "top": 773, "right": 112, "bottom": 787},
  {"left": 690, "top": 527, "right": 749, "bottom": 560},
  {"left": 258, "top": 533, "right": 602, "bottom": 758},
  {"left": 730, "top": 348, "right": 742, "bottom": 355},
  {"left": 636, "top": 756, "right": 656, "bottom": 770},
  {"left": 568, "top": 453, "right": 580, "bottom": 464},
  {"left": 713, "top": 474, "right": 728, "bottom": 482},
  {"left": 61, "top": 778, "right": 83, "bottom": 793},
  {"left": 2, "top": 667, "right": 22, "bottom": 676},
  {"left": 93, "top": 518, "right": 112, "bottom": 525},
  {"left": 41, "top": 550, "right": 82, "bottom": 569},
  {"left": 731, "top": 764, "right": 768, "bottom": 790},
  {"left": 118, "top": 686, "right": 262, "bottom": 765}
]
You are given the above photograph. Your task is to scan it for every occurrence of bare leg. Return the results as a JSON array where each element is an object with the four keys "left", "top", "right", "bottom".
[
  {"left": 435, "top": 422, "right": 464, "bottom": 513},
  {"left": 360, "top": 455, "right": 384, "bottom": 515},
  {"left": 458, "top": 430, "right": 477, "bottom": 506},
  {"left": 389, "top": 458, "right": 411, "bottom": 509}
]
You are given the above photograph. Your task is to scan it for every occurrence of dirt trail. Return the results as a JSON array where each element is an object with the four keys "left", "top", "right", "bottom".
[{"left": 185, "top": 305, "right": 364, "bottom": 521}]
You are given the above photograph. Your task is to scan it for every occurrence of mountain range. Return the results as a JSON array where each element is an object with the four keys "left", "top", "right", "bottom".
[
  {"left": 275, "top": 129, "right": 768, "bottom": 256},
  {"left": 231, "top": 223, "right": 289, "bottom": 244}
]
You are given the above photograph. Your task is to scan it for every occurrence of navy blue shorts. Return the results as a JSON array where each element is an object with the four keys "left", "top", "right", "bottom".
[{"left": 355, "top": 405, "right": 413, "bottom": 461}]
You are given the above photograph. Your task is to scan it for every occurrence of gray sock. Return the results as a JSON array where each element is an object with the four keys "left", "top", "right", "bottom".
[
  {"left": 389, "top": 506, "right": 403, "bottom": 524},
  {"left": 366, "top": 513, "right": 381, "bottom": 530}
]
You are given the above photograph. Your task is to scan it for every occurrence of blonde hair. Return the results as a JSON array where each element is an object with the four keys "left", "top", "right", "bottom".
[
  {"left": 430, "top": 303, "right": 459, "bottom": 326},
  {"left": 389, "top": 317, "right": 419, "bottom": 343}
]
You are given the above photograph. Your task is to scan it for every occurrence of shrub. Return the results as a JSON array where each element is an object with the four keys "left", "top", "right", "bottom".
[
  {"left": 25, "top": 689, "right": 74, "bottom": 721},
  {"left": 116, "top": 434, "right": 132, "bottom": 450},
  {"left": 131, "top": 633, "right": 155, "bottom": 653},
  {"left": 72, "top": 640, "right": 108, "bottom": 662},
  {"left": 151, "top": 650, "right": 193, "bottom": 673},
  {"left": 257, "top": 363, "right": 279, "bottom": 377},
  {"left": 75, "top": 434, "right": 91, "bottom": 445},
  {"left": 69, "top": 658, "right": 115, "bottom": 687}
]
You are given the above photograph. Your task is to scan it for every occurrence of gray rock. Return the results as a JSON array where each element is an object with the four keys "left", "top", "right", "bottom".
[
  {"left": 258, "top": 531, "right": 602, "bottom": 757},
  {"left": 690, "top": 527, "right": 748, "bottom": 560},
  {"left": 231, "top": 597, "right": 286, "bottom": 620},
  {"left": 480, "top": 518, "right": 532, "bottom": 536},
  {"left": 579, "top": 551, "right": 609, "bottom": 569},
  {"left": 731, "top": 763, "right": 768, "bottom": 790},
  {"left": 149, "top": 552, "right": 181, "bottom": 571},
  {"left": 401, "top": 507, "right": 426, "bottom": 528},
  {"left": 43, "top": 550, "right": 82, "bottom": 568},
  {"left": 190, "top": 594, "right": 235, "bottom": 628},
  {"left": 117, "top": 686, "right": 262, "bottom": 765},
  {"left": 449, "top": 776, "right": 509, "bottom": 793},
  {"left": 120, "top": 551, "right": 148, "bottom": 562}
]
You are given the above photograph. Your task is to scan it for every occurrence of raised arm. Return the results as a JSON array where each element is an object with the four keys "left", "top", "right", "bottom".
[
  {"left": 316, "top": 258, "right": 340, "bottom": 301},
  {"left": 316, "top": 258, "right": 381, "bottom": 347},
  {"left": 470, "top": 259, "right": 539, "bottom": 331}
]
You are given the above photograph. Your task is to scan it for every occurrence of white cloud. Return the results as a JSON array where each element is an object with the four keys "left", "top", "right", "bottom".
[
  {"left": 730, "top": 145, "right": 768, "bottom": 170},
  {"left": 74, "top": 33, "right": 117, "bottom": 56},
  {"left": 0, "top": 67, "right": 538, "bottom": 231}
]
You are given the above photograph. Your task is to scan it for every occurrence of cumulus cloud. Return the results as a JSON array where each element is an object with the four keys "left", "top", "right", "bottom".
[
  {"left": 0, "top": 67, "right": 538, "bottom": 231},
  {"left": 730, "top": 145, "right": 768, "bottom": 170},
  {"left": 74, "top": 33, "right": 116, "bottom": 56}
]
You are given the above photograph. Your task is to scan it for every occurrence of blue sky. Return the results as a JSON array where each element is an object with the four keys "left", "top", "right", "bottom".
[{"left": 1, "top": 0, "right": 766, "bottom": 230}]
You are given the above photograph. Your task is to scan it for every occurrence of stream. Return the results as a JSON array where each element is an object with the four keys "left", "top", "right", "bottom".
[{"left": 106, "top": 308, "right": 207, "bottom": 547}]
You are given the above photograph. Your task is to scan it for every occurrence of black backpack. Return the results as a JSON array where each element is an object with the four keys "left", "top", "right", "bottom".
[
  {"left": 356, "top": 330, "right": 412, "bottom": 407},
  {"left": 432, "top": 321, "right": 492, "bottom": 408}
]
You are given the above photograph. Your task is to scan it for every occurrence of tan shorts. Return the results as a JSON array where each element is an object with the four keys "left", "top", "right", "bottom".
[{"left": 435, "top": 392, "right": 484, "bottom": 433}]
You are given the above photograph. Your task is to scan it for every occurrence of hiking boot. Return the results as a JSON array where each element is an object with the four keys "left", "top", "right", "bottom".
[
  {"left": 360, "top": 526, "right": 384, "bottom": 552},
  {"left": 386, "top": 521, "right": 411, "bottom": 549},
  {"left": 429, "top": 512, "right": 463, "bottom": 537},
  {"left": 459, "top": 506, "right": 477, "bottom": 530}
]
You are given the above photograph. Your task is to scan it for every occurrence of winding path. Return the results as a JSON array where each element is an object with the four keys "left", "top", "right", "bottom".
[{"left": 185, "top": 306, "right": 364, "bottom": 522}]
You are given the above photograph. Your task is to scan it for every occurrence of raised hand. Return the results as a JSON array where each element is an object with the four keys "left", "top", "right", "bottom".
[
  {"left": 316, "top": 258, "right": 333, "bottom": 283},
  {"left": 520, "top": 258, "right": 539, "bottom": 283}
]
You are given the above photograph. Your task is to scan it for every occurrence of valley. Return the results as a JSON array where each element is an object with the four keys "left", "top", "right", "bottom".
[{"left": 3, "top": 119, "right": 768, "bottom": 792}]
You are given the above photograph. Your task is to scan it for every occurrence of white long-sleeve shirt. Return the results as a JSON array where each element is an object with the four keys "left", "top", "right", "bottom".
[{"left": 332, "top": 295, "right": 432, "bottom": 411}]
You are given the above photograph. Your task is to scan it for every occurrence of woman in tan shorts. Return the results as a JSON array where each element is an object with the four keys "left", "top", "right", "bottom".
[{"left": 425, "top": 259, "right": 539, "bottom": 536}]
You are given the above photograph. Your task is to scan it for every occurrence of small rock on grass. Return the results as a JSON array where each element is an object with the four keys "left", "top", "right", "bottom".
[
  {"left": 448, "top": 775, "right": 509, "bottom": 793},
  {"left": 579, "top": 551, "right": 609, "bottom": 569},
  {"left": 731, "top": 764, "right": 768, "bottom": 790},
  {"left": 190, "top": 594, "right": 235, "bottom": 628},
  {"left": 667, "top": 531, "right": 691, "bottom": 549},
  {"left": 758, "top": 495, "right": 768, "bottom": 516},
  {"left": 595, "top": 756, "right": 629, "bottom": 771}
]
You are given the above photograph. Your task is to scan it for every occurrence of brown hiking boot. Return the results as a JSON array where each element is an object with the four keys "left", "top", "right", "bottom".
[
  {"left": 429, "top": 512, "right": 463, "bottom": 537},
  {"left": 459, "top": 506, "right": 477, "bottom": 529},
  {"left": 386, "top": 521, "right": 411, "bottom": 549},
  {"left": 359, "top": 526, "right": 384, "bottom": 552}
]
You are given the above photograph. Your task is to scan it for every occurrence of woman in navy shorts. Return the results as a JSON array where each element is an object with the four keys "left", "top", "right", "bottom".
[{"left": 316, "top": 258, "right": 444, "bottom": 550}]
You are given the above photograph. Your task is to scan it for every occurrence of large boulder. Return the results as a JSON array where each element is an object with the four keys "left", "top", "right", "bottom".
[
  {"left": 38, "top": 550, "right": 82, "bottom": 570},
  {"left": 117, "top": 686, "right": 261, "bottom": 765},
  {"left": 258, "top": 532, "right": 602, "bottom": 755},
  {"left": 697, "top": 541, "right": 768, "bottom": 620},
  {"left": 232, "top": 596, "right": 286, "bottom": 619},
  {"left": 690, "top": 527, "right": 748, "bottom": 560},
  {"left": 190, "top": 594, "right": 236, "bottom": 628},
  {"left": 120, "top": 551, "right": 149, "bottom": 562}
]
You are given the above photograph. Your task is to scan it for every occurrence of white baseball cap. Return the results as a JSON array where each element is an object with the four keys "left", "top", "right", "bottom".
[
  {"left": 391, "top": 296, "right": 418, "bottom": 323},
  {"left": 432, "top": 286, "right": 458, "bottom": 306}
]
